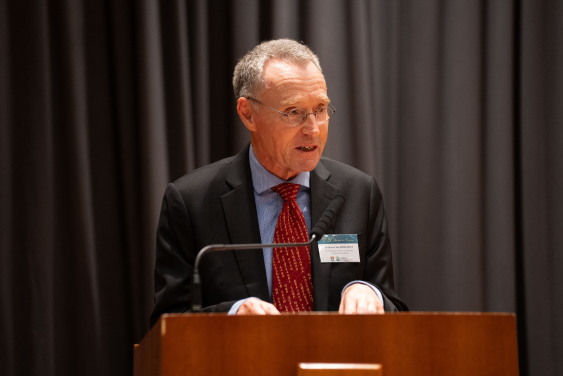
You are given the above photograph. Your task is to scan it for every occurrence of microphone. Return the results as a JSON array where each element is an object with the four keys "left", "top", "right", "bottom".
[
  {"left": 191, "top": 193, "right": 345, "bottom": 312},
  {"left": 309, "top": 194, "right": 344, "bottom": 239}
]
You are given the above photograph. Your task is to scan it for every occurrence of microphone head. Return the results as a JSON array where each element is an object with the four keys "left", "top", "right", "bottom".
[{"left": 310, "top": 194, "right": 345, "bottom": 240}]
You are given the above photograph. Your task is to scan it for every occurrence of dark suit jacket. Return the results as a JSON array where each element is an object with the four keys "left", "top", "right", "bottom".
[{"left": 151, "top": 144, "right": 407, "bottom": 326}]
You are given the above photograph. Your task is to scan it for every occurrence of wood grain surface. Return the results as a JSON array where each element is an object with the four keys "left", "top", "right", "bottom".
[{"left": 134, "top": 312, "right": 519, "bottom": 376}]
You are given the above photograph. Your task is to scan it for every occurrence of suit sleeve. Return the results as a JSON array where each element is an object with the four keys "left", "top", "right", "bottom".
[
  {"left": 150, "top": 183, "right": 237, "bottom": 327},
  {"left": 364, "top": 177, "right": 409, "bottom": 312}
]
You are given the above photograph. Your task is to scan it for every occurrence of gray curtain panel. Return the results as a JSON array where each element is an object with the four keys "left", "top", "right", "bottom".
[{"left": 0, "top": 0, "right": 561, "bottom": 375}]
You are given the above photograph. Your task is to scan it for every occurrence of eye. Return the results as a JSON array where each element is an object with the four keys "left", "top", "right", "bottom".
[
  {"left": 316, "top": 107, "right": 326, "bottom": 114},
  {"left": 288, "top": 109, "right": 300, "bottom": 116}
]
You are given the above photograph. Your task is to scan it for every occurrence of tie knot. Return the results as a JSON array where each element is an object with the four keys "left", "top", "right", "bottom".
[{"left": 271, "top": 183, "right": 300, "bottom": 202}]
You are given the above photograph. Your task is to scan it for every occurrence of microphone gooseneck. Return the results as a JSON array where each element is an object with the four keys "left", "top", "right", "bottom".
[
  {"left": 191, "top": 236, "right": 317, "bottom": 312},
  {"left": 191, "top": 193, "right": 345, "bottom": 312}
]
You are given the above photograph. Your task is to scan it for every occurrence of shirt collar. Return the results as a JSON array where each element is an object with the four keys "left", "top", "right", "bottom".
[{"left": 249, "top": 144, "right": 310, "bottom": 194}]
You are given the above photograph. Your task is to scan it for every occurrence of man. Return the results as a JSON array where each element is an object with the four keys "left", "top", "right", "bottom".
[{"left": 151, "top": 39, "right": 406, "bottom": 325}]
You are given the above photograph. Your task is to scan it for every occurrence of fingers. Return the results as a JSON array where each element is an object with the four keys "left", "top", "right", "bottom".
[
  {"left": 341, "top": 294, "right": 360, "bottom": 315},
  {"left": 355, "top": 299, "right": 370, "bottom": 314},
  {"left": 241, "top": 300, "right": 267, "bottom": 315},
  {"left": 237, "top": 298, "right": 280, "bottom": 315},
  {"left": 339, "top": 284, "right": 384, "bottom": 315},
  {"left": 374, "top": 301, "right": 384, "bottom": 314},
  {"left": 263, "top": 303, "right": 281, "bottom": 315}
]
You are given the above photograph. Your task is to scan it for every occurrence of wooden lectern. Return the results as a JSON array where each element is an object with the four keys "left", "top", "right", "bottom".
[{"left": 134, "top": 312, "right": 519, "bottom": 376}]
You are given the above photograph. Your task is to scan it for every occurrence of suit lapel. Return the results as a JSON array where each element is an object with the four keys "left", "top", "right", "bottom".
[
  {"left": 221, "top": 145, "right": 270, "bottom": 302},
  {"left": 310, "top": 160, "right": 341, "bottom": 311}
]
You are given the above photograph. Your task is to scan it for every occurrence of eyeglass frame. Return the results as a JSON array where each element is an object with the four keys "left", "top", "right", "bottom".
[{"left": 246, "top": 97, "right": 335, "bottom": 126}]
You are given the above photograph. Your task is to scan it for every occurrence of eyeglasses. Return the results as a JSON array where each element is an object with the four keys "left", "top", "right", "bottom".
[{"left": 247, "top": 97, "right": 335, "bottom": 126}]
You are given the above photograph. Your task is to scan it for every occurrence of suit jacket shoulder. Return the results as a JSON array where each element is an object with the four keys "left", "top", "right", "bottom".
[
  {"left": 151, "top": 145, "right": 268, "bottom": 326},
  {"left": 171, "top": 155, "right": 235, "bottom": 200}
]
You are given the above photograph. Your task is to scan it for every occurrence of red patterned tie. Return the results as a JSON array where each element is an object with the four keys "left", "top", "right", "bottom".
[{"left": 271, "top": 183, "right": 314, "bottom": 312}]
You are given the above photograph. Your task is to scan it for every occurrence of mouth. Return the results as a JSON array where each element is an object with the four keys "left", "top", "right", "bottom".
[{"left": 296, "top": 146, "right": 317, "bottom": 152}]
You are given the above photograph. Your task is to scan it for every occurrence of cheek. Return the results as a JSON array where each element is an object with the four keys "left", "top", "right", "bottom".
[
  {"left": 260, "top": 126, "right": 280, "bottom": 148},
  {"left": 279, "top": 130, "right": 300, "bottom": 150},
  {"left": 319, "top": 126, "right": 329, "bottom": 142}
]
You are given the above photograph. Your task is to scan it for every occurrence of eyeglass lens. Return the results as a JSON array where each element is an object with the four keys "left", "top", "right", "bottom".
[{"left": 287, "top": 107, "right": 333, "bottom": 125}]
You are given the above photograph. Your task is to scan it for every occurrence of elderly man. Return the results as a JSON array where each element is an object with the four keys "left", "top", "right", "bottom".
[{"left": 151, "top": 39, "right": 406, "bottom": 325}]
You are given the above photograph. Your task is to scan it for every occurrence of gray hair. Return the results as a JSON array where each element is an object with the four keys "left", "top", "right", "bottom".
[{"left": 233, "top": 39, "right": 323, "bottom": 100}]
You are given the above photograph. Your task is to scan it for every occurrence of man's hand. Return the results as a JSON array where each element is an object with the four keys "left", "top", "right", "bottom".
[
  {"left": 339, "top": 283, "right": 384, "bottom": 314},
  {"left": 236, "top": 298, "right": 281, "bottom": 315}
]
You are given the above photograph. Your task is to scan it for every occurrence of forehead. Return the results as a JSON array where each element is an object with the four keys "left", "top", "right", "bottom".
[{"left": 261, "top": 60, "right": 329, "bottom": 104}]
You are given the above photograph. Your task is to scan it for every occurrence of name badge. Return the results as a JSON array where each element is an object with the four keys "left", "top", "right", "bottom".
[{"left": 318, "top": 234, "right": 360, "bottom": 263}]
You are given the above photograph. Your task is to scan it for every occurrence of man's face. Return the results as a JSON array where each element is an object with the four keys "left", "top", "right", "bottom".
[{"left": 250, "top": 60, "right": 329, "bottom": 180}]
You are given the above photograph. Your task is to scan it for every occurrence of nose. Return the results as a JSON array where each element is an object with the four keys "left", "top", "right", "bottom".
[{"left": 301, "top": 113, "right": 320, "bottom": 136}]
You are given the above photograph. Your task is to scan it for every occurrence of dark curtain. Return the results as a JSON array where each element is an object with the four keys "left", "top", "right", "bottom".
[{"left": 0, "top": 0, "right": 561, "bottom": 375}]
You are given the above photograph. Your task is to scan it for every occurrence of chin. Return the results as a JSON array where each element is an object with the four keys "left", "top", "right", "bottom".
[{"left": 295, "top": 159, "right": 321, "bottom": 173}]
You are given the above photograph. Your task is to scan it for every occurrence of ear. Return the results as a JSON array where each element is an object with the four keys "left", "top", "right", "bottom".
[{"left": 237, "top": 97, "right": 257, "bottom": 131}]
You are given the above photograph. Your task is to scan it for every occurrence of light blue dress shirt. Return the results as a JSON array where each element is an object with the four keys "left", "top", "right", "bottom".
[{"left": 228, "top": 145, "right": 382, "bottom": 314}]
